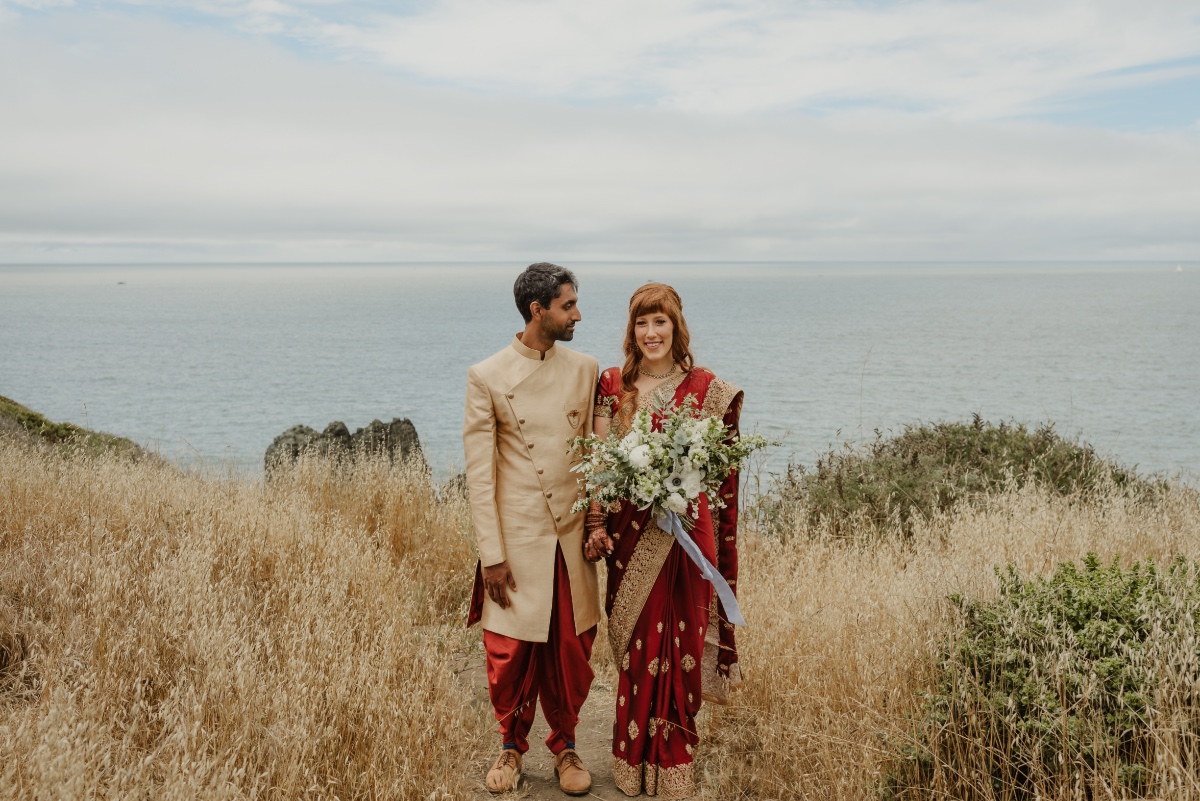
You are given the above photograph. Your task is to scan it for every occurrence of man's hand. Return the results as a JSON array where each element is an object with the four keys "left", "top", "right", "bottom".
[
  {"left": 483, "top": 561, "right": 518, "bottom": 608},
  {"left": 583, "top": 528, "right": 614, "bottom": 562}
]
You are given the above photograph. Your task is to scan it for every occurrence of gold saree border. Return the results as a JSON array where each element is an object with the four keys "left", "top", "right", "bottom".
[
  {"left": 698, "top": 373, "right": 742, "bottom": 423},
  {"left": 608, "top": 519, "right": 675, "bottom": 664},
  {"left": 612, "top": 757, "right": 696, "bottom": 799}
]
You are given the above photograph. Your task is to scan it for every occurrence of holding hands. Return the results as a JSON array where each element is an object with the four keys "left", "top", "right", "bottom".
[{"left": 583, "top": 526, "right": 613, "bottom": 562}]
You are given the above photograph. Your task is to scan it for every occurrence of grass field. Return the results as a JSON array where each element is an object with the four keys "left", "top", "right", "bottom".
[{"left": 1, "top": 428, "right": 1198, "bottom": 799}]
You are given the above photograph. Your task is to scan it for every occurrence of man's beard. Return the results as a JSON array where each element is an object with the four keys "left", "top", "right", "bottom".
[{"left": 542, "top": 318, "right": 575, "bottom": 342}]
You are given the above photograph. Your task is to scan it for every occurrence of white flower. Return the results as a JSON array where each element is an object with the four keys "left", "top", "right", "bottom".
[
  {"left": 679, "top": 465, "right": 705, "bottom": 499},
  {"left": 628, "top": 444, "right": 652, "bottom": 469},
  {"left": 569, "top": 391, "right": 768, "bottom": 524},
  {"left": 635, "top": 479, "right": 662, "bottom": 505},
  {"left": 664, "top": 492, "right": 688, "bottom": 514}
]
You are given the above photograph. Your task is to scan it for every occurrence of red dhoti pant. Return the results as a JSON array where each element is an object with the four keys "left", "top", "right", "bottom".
[{"left": 483, "top": 545, "right": 596, "bottom": 755}]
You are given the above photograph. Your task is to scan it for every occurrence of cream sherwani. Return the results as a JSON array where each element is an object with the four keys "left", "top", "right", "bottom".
[{"left": 463, "top": 335, "right": 600, "bottom": 642}]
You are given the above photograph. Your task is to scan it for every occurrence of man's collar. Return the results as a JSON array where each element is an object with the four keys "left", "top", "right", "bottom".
[{"left": 511, "top": 333, "right": 557, "bottom": 362}]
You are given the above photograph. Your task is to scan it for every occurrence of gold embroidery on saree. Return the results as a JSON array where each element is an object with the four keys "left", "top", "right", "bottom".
[
  {"left": 612, "top": 759, "right": 696, "bottom": 799},
  {"left": 656, "top": 762, "right": 695, "bottom": 799},
  {"left": 641, "top": 370, "right": 689, "bottom": 411},
  {"left": 698, "top": 374, "right": 742, "bottom": 422},
  {"left": 608, "top": 518, "right": 675, "bottom": 663},
  {"left": 613, "top": 757, "right": 639, "bottom": 794},
  {"left": 609, "top": 370, "right": 690, "bottom": 439},
  {"left": 594, "top": 393, "right": 619, "bottom": 418}
]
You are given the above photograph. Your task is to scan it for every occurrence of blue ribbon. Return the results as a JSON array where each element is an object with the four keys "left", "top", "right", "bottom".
[{"left": 656, "top": 511, "right": 746, "bottom": 627}]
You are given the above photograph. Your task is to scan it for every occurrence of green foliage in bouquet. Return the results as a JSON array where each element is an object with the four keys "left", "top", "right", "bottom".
[
  {"left": 761, "top": 416, "right": 1151, "bottom": 540},
  {"left": 885, "top": 553, "right": 1200, "bottom": 799},
  {"left": 570, "top": 394, "right": 767, "bottom": 520}
]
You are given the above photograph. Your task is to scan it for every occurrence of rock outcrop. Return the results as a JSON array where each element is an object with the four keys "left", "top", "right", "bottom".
[{"left": 264, "top": 417, "right": 423, "bottom": 471}]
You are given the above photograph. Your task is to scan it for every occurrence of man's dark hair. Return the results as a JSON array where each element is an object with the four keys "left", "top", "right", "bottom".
[{"left": 514, "top": 263, "right": 578, "bottom": 323}]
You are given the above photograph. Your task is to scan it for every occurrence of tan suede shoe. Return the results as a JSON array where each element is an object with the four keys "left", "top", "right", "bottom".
[
  {"left": 553, "top": 749, "right": 592, "bottom": 796},
  {"left": 486, "top": 749, "right": 522, "bottom": 793}
]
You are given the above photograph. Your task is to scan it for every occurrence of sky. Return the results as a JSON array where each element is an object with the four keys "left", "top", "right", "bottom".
[{"left": 1, "top": 0, "right": 1199, "bottom": 263}]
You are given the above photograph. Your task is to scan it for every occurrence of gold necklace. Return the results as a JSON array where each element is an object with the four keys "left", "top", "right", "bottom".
[{"left": 639, "top": 362, "right": 677, "bottom": 380}]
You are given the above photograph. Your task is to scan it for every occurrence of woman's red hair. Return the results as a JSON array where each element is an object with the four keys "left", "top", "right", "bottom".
[{"left": 616, "top": 283, "right": 695, "bottom": 425}]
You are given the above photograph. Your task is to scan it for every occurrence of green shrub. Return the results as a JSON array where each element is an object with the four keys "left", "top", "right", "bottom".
[
  {"left": 0, "top": 394, "right": 142, "bottom": 459},
  {"left": 886, "top": 553, "right": 1200, "bottom": 799},
  {"left": 762, "top": 416, "right": 1148, "bottom": 540}
]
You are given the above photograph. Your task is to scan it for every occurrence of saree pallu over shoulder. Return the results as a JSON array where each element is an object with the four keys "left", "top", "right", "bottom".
[{"left": 698, "top": 371, "right": 743, "bottom": 423}]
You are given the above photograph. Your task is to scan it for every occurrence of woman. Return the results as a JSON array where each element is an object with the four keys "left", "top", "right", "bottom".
[{"left": 584, "top": 283, "right": 743, "bottom": 798}]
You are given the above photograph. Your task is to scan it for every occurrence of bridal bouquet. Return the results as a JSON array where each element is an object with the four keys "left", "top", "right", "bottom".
[{"left": 569, "top": 394, "right": 767, "bottom": 522}]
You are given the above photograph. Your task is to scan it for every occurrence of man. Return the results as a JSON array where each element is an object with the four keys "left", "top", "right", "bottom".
[{"left": 464, "top": 263, "right": 600, "bottom": 795}]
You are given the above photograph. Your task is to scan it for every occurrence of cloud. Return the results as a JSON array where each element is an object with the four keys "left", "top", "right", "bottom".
[
  {"left": 0, "top": 10, "right": 1198, "bottom": 263},
  {"left": 325, "top": 0, "right": 1200, "bottom": 119},
  {"left": 33, "top": 0, "right": 1199, "bottom": 121}
]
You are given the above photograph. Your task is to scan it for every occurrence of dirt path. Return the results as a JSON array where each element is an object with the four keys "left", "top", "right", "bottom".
[{"left": 465, "top": 649, "right": 626, "bottom": 800}]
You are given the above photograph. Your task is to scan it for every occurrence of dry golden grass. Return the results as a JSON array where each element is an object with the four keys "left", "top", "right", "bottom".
[
  {"left": 700, "top": 480, "right": 1200, "bottom": 800},
  {"left": 3, "top": 432, "right": 1199, "bottom": 800},
  {"left": 0, "top": 439, "right": 489, "bottom": 800}
]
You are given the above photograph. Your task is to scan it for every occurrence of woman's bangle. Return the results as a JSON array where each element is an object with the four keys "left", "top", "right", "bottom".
[{"left": 585, "top": 499, "right": 608, "bottom": 534}]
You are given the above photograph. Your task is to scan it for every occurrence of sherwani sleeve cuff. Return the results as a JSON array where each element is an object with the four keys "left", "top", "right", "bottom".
[{"left": 478, "top": 545, "right": 507, "bottom": 568}]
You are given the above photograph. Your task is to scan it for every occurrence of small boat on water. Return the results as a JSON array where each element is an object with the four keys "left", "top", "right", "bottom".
[{"left": 1177, "top": 265, "right": 1185, "bottom": 273}]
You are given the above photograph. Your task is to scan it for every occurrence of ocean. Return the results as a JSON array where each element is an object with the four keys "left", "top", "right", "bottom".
[{"left": 2, "top": 263, "right": 1198, "bottom": 480}]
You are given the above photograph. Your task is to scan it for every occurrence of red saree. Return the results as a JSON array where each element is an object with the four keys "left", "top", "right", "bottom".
[{"left": 595, "top": 367, "right": 744, "bottom": 798}]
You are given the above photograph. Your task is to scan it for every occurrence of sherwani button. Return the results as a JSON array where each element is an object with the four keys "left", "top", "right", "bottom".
[
  {"left": 507, "top": 393, "right": 514, "bottom": 399},
  {"left": 528, "top": 442, "right": 535, "bottom": 448},
  {"left": 519, "top": 418, "right": 526, "bottom": 424},
  {"left": 555, "top": 515, "right": 561, "bottom": 522},
  {"left": 538, "top": 469, "right": 544, "bottom": 474},
  {"left": 546, "top": 492, "right": 553, "bottom": 498}
]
